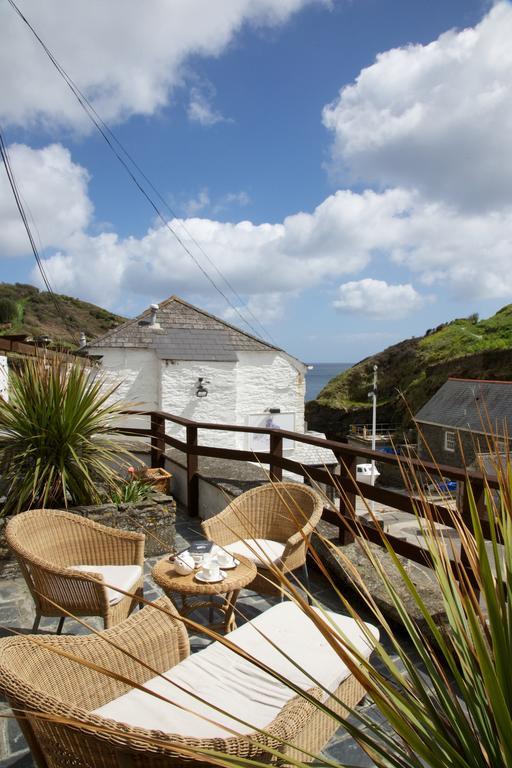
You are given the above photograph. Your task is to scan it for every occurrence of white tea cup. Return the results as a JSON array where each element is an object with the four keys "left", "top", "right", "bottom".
[
  {"left": 201, "top": 561, "right": 221, "bottom": 581},
  {"left": 216, "top": 551, "right": 235, "bottom": 568}
]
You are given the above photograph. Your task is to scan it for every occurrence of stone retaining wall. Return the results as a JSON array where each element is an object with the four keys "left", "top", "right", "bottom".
[{"left": 0, "top": 493, "right": 176, "bottom": 579}]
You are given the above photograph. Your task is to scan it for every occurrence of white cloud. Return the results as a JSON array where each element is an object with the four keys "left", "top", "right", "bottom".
[
  {"left": 223, "top": 292, "right": 288, "bottom": 325},
  {"left": 34, "top": 187, "right": 409, "bottom": 308},
  {"left": 322, "top": 2, "right": 512, "bottom": 211},
  {"left": 182, "top": 188, "right": 250, "bottom": 217},
  {"left": 187, "top": 86, "right": 228, "bottom": 126},
  {"left": 6, "top": 137, "right": 510, "bottom": 317},
  {"left": 0, "top": 143, "right": 92, "bottom": 257},
  {"left": 333, "top": 279, "right": 425, "bottom": 319},
  {"left": 183, "top": 189, "right": 211, "bottom": 217},
  {"left": 29, "top": 178, "right": 512, "bottom": 312},
  {"left": 1, "top": 0, "right": 317, "bottom": 130}
]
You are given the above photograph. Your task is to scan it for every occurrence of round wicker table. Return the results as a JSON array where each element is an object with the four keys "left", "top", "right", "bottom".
[{"left": 152, "top": 554, "right": 257, "bottom": 633}]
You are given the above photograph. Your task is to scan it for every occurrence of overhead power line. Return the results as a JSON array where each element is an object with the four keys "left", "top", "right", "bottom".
[
  {"left": 0, "top": 126, "right": 79, "bottom": 345},
  {"left": 6, "top": 0, "right": 277, "bottom": 346}
]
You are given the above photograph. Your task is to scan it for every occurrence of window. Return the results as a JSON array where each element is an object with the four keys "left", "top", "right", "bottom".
[{"left": 444, "top": 430, "right": 456, "bottom": 452}]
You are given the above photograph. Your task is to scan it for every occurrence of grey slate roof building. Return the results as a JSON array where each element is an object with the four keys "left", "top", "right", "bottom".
[
  {"left": 87, "top": 295, "right": 283, "bottom": 362},
  {"left": 415, "top": 377, "right": 512, "bottom": 468},
  {"left": 415, "top": 377, "right": 512, "bottom": 434}
]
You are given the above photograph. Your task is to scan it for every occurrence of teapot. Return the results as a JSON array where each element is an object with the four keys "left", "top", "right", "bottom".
[{"left": 173, "top": 550, "right": 195, "bottom": 575}]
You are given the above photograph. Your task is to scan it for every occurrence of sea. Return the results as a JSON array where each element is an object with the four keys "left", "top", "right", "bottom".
[{"left": 305, "top": 362, "right": 352, "bottom": 401}]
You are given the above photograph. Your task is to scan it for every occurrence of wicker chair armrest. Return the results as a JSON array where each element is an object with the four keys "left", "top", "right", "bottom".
[
  {"left": 281, "top": 501, "right": 323, "bottom": 562},
  {"left": 32, "top": 565, "right": 111, "bottom": 614}
]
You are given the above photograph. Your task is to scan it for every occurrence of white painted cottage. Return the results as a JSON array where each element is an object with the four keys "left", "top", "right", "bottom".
[{"left": 86, "top": 295, "right": 308, "bottom": 450}]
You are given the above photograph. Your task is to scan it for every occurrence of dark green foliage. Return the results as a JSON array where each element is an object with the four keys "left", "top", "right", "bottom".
[
  {"left": 0, "top": 282, "right": 126, "bottom": 346},
  {"left": 0, "top": 357, "right": 134, "bottom": 513},
  {"left": 0, "top": 297, "right": 18, "bottom": 324},
  {"left": 110, "top": 478, "right": 154, "bottom": 505},
  {"left": 313, "top": 304, "right": 512, "bottom": 430}
]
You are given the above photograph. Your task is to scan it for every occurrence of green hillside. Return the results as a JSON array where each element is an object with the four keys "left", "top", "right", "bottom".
[
  {"left": 308, "top": 305, "right": 512, "bottom": 434},
  {"left": 0, "top": 283, "right": 126, "bottom": 347}
]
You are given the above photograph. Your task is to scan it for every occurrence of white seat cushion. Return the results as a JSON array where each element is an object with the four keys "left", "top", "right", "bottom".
[
  {"left": 223, "top": 539, "right": 285, "bottom": 569},
  {"left": 68, "top": 564, "right": 142, "bottom": 605},
  {"left": 94, "top": 601, "right": 379, "bottom": 739}
]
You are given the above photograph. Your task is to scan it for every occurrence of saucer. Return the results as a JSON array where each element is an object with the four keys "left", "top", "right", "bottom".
[
  {"left": 216, "top": 558, "right": 239, "bottom": 570},
  {"left": 195, "top": 570, "right": 226, "bottom": 584}
]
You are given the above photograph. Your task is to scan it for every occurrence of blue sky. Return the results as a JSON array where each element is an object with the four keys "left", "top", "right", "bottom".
[{"left": 1, "top": 0, "right": 510, "bottom": 362}]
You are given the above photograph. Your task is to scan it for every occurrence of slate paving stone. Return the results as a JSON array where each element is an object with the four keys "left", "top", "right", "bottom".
[
  {"left": 0, "top": 752, "right": 33, "bottom": 767},
  {"left": 0, "top": 506, "right": 398, "bottom": 766}
]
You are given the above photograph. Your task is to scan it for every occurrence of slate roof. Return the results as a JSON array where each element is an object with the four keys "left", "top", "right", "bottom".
[
  {"left": 415, "top": 378, "right": 512, "bottom": 434},
  {"left": 87, "top": 296, "right": 282, "bottom": 362}
]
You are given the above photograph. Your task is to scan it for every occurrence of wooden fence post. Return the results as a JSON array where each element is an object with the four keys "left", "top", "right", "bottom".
[
  {"left": 337, "top": 452, "right": 357, "bottom": 545},
  {"left": 461, "top": 476, "right": 486, "bottom": 599},
  {"left": 150, "top": 413, "right": 165, "bottom": 469},
  {"left": 269, "top": 432, "right": 283, "bottom": 482},
  {"left": 186, "top": 425, "right": 199, "bottom": 517}
]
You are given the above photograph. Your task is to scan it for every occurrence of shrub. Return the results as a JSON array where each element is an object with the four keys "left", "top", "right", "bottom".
[
  {"left": 110, "top": 477, "right": 154, "bottom": 505},
  {"left": 0, "top": 356, "right": 133, "bottom": 513},
  {"left": 0, "top": 298, "right": 17, "bottom": 324}
]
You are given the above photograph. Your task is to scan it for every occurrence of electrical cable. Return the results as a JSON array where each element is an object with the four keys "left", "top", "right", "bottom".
[
  {"left": 6, "top": 0, "right": 277, "bottom": 346},
  {"left": 0, "top": 126, "right": 79, "bottom": 345}
]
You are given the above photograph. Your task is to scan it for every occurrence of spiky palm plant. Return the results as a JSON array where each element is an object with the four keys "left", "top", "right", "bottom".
[{"left": 0, "top": 356, "right": 134, "bottom": 513}]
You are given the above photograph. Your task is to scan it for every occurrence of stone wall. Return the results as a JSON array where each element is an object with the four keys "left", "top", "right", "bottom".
[
  {"left": 70, "top": 492, "right": 176, "bottom": 557},
  {"left": 0, "top": 493, "right": 176, "bottom": 579},
  {"left": 417, "top": 423, "right": 487, "bottom": 469}
]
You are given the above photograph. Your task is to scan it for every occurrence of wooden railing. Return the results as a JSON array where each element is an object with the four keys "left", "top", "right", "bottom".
[{"left": 119, "top": 410, "right": 499, "bottom": 578}]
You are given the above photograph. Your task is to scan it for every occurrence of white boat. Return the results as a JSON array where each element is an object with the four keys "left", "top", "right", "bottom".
[{"left": 356, "top": 463, "right": 380, "bottom": 484}]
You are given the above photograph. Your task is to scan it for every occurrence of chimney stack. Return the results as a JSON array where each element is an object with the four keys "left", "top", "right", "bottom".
[
  {"left": 150, "top": 304, "right": 159, "bottom": 326},
  {"left": 79, "top": 331, "right": 87, "bottom": 348}
]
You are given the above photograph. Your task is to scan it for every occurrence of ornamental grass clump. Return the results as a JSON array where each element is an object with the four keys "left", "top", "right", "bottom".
[
  {"left": 292, "top": 442, "right": 512, "bottom": 768},
  {"left": 0, "top": 356, "right": 134, "bottom": 513}
]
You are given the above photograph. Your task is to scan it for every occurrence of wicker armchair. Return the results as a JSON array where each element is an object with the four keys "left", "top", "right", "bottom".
[
  {"left": 6, "top": 509, "right": 145, "bottom": 632},
  {"left": 202, "top": 483, "right": 323, "bottom": 597},
  {"left": 0, "top": 596, "right": 370, "bottom": 768}
]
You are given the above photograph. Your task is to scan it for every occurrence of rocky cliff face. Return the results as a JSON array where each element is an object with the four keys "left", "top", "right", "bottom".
[{"left": 306, "top": 306, "right": 512, "bottom": 441}]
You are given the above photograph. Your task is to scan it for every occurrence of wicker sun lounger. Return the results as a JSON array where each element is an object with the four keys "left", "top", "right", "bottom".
[{"left": 0, "top": 596, "right": 377, "bottom": 768}]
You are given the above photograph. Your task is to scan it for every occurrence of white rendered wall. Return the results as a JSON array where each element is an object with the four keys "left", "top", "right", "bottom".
[
  {"left": 160, "top": 359, "right": 238, "bottom": 447},
  {"left": 235, "top": 352, "right": 306, "bottom": 449},
  {"left": 94, "top": 347, "right": 305, "bottom": 451},
  {"left": 93, "top": 347, "right": 158, "bottom": 431}
]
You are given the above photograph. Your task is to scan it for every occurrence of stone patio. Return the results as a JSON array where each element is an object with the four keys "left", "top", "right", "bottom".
[{"left": 0, "top": 508, "right": 399, "bottom": 768}]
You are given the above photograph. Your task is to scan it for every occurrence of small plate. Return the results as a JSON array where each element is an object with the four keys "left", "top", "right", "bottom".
[
  {"left": 216, "top": 558, "right": 239, "bottom": 570},
  {"left": 195, "top": 570, "right": 226, "bottom": 584}
]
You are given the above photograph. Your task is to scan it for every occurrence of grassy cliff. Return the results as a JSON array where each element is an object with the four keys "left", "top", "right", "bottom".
[
  {"left": 307, "top": 305, "right": 512, "bottom": 436},
  {"left": 0, "top": 283, "right": 126, "bottom": 347}
]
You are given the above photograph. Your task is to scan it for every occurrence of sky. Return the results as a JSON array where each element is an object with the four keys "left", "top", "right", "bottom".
[{"left": 1, "top": 0, "right": 511, "bottom": 363}]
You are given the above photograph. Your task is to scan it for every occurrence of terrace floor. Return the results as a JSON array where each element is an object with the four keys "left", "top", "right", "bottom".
[{"left": 0, "top": 508, "right": 398, "bottom": 768}]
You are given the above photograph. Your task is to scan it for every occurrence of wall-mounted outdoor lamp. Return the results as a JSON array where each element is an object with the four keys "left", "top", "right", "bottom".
[
  {"left": 268, "top": 407, "right": 281, "bottom": 414},
  {"left": 196, "top": 377, "right": 209, "bottom": 398}
]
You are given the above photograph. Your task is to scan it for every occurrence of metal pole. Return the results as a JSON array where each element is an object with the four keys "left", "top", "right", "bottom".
[{"left": 370, "top": 365, "right": 378, "bottom": 511}]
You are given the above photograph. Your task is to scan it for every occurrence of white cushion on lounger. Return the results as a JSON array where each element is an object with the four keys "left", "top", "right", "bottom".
[
  {"left": 68, "top": 565, "right": 142, "bottom": 605},
  {"left": 94, "top": 601, "right": 379, "bottom": 739},
  {"left": 223, "top": 539, "right": 285, "bottom": 569}
]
